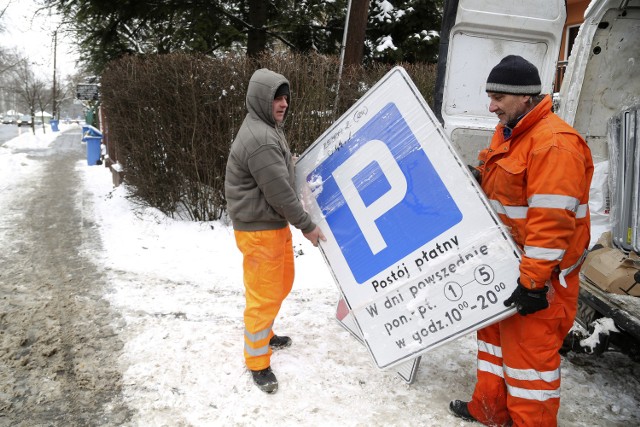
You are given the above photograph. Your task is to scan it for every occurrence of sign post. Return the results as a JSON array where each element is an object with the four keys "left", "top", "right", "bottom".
[{"left": 295, "top": 67, "right": 521, "bottom": 370}]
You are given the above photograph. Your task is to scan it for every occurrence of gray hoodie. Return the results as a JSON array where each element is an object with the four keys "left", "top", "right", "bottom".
[{"left": 224, "top": 68, "right": 315, "bottom": 234}]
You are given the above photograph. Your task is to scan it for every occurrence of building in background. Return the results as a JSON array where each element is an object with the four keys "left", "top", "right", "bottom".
[{"left": 555, "top": 0, "right": 591, "bottom": 91}]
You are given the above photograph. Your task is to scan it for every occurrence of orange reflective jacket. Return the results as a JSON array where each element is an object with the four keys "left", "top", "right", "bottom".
[{"left": 478, "top": 95, "right": 593, "bottom": 290}]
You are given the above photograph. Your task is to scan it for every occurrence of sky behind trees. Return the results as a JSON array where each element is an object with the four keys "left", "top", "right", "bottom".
[{"left": 0, "top": 0, "right": 77, "bottom": 78}]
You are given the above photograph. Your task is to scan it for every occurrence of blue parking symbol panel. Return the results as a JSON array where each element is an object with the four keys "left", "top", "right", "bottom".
[{"left": 308, "top": 102, "right": 463, "bottom": 283}]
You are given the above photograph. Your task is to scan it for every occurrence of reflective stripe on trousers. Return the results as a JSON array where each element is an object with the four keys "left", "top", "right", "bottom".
[
  {"left": 234, "top": 227, "right": 294, "bottom": 371},
  {"left": 468, "top": 272, "right": 578, "bottom": 426}
]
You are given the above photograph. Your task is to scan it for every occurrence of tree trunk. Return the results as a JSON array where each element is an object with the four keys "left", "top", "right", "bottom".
[
  {"left": 247, "top": 0, "right": 267, "bottom": 57},
  {"left": 343, "top": 0, "right": 370, "bottom": 67}
]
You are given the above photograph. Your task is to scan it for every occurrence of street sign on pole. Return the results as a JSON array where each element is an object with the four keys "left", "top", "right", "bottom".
[
  {"left": 295, "top": 67, "right": 521, "bottom": 370},
  {"left": 76, "top": 84, "right": 100, "bottom": 101}
]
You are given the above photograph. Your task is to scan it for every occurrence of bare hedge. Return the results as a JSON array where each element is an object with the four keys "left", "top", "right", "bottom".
[{"left": 100, "top": 53, "right": 437, "bottom": 221}]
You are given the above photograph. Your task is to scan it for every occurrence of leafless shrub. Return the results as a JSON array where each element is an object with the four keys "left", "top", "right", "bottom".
[{"left": 100, "top": 53, "right": 436, "bottom": 221}]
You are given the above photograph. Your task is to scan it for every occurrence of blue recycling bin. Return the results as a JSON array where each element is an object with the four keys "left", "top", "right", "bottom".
[
  {"left": 50, "top": 119, "right": 59, "bottom": 132},
  {"left": 85, "top": 136, "right": 102, "bottom": 165},
  {"left": 81, "top": 125, "right": 103, "bottom": 165},
  {"left": 82, "top": 124, "right": 102, "bottom": 140}
]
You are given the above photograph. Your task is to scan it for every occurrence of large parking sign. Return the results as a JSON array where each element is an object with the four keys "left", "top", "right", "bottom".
[
  {"left": 309, "top": 102, "right": 462, "bottom": 283},
  {"left": 296, "top": 67, "right": 521, "bottom": 369}
]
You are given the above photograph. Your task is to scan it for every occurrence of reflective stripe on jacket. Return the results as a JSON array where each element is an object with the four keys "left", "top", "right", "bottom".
[{"left": 478, "top": 95, "right": 593, "bottom": 289}]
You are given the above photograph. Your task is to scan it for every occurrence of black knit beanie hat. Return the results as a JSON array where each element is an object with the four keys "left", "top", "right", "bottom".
[
  {"left": 274, "top": 83, "right": 290, "bottom": 100},
  {"left": 486, "top": 55, "right": 541, "bottom": 95}
]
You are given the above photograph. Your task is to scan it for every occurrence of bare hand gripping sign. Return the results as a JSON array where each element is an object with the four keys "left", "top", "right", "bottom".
[{"left": 295, "top": 67, "right": 521, "bottom": 370}]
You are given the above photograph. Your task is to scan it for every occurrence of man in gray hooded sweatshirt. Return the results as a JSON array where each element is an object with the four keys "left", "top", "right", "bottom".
[{"left": 225, "top": 68, "right": 325, "bottom": 394}]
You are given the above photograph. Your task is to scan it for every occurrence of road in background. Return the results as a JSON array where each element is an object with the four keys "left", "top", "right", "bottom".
[{"left": 0, "top": 125, "right": 20, "bottom": 146}]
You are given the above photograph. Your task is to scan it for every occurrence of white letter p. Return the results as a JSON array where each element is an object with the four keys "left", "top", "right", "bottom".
[{"left": 332, "top": 140, "right": 407, "bottom": 254}]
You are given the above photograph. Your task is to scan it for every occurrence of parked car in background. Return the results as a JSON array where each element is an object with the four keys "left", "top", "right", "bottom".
[
  {"left": 17, "top": 115, "right": 33, "bottom": 127},
  {"left": 2, "top": 116, "right": 17, "bottom": 124},
  {"left": 68, "top": 117, "right": 82, "bottom": 124}
]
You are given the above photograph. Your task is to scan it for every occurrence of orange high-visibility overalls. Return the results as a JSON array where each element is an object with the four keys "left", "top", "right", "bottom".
[
  {"left": 235, "top": 227, "right": 294, "bottom": 371},
  {"left": 468, "top": 95, "right": 593, "bottom": 426}
]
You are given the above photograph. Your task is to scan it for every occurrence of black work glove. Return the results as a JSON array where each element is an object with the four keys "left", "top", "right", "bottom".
[{"left": 504, "top": 280, "right": 549, "bottom": 316}]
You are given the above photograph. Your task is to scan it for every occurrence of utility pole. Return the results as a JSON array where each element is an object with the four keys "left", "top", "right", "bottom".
[
  {"left": 334, "top": 0, "right": 353, "bottom": 118},
  {"left": 52, "top": 30, "right": 57, "bottom": 120}
]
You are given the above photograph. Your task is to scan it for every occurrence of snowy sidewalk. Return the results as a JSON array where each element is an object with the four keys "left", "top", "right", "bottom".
[{"left": 0, "top": 127, "right": 130, "bottom": 424}]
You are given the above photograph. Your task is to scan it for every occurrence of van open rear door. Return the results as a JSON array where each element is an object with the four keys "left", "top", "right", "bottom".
[{"left": 434, "top": 0, "right": 566, "bottom": 166}]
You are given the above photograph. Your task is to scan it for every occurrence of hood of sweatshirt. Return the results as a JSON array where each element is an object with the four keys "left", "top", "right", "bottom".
[{"left": 246, "top": 68, "right": 290, "bottom": 127}]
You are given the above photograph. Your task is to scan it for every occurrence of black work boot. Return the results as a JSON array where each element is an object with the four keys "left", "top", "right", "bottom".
[
  {"left": 269, "top": 335, "right": 292, "bottom": 349},
  {"left": 449, "top": 400, "right": 477, "bottom": 423},
  {"left": 251, "top": 367, "right": 278, "bottom": 394}
]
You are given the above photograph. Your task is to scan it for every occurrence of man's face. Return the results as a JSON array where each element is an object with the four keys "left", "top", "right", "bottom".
[
  {"left": 487, "top": 92, "right": 531, "bottom": 126},
  {"left": 272, "top": 95, "right": 288, "bottom": 124}
]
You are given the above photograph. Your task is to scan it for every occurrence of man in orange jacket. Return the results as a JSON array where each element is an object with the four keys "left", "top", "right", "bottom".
[{"left": 449, "top": 55, "right": 594, "bottom": 426}]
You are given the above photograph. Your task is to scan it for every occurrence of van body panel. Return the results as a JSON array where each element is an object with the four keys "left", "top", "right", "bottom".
[
  {"left": 556, "top": 0, "right": 640, "bottom": 163},
  {"left": 439, "top": 0, "right": 566, "bottom": 165}
]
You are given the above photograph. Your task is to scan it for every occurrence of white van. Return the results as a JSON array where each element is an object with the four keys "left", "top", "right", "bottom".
[{"left": 435, "top": 0, "right": 640, "bottom": 360}]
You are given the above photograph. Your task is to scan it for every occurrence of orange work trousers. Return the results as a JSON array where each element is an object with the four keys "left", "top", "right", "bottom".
[
  {"left": 468, "top": 271, "right": 579, "bottom": 427},
  {"left": 234, "top": 227, "right": 294, "bottom": 371}
]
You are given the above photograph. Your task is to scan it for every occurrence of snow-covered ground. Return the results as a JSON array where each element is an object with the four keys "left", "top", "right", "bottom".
[{"left": 2, "top": 126, "right": 639, "bottom": 426}]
